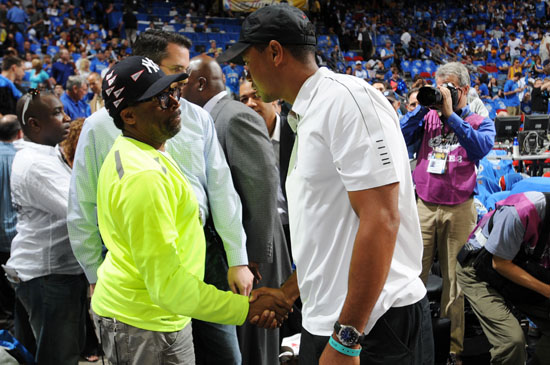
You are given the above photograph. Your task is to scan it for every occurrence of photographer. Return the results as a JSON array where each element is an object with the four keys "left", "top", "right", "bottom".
[
  {"left": 400, "top": 62, "right": 495, "bottom": 363},
  {"left": 531, "top": 78, "right": 550, "bottom": 114},
  {"left": 456, "top": 191, "right": 550, "bottom": 365}
]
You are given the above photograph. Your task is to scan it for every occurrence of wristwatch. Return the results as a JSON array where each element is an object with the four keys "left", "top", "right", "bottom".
[{"left": 333, "top": 321, "right": 365, "bottom": 347}]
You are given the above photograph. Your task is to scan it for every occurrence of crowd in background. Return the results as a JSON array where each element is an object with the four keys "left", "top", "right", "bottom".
[
  {"left": 2, "top": 0, "right": 550, "bottom": 122},
  {"left": 1, "top": 1, "right": 550, "bottom": 364}
]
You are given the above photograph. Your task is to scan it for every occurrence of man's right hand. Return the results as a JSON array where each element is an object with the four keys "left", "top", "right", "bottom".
[{"left": 247, "top": 288, "right": 292, "bottom": 328}]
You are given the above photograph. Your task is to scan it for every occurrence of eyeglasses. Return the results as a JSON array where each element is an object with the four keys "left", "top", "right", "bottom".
[
  {"left": 160, "top": 64, "right": 190, "bottom": 75},
  {"left": 141, "top": 87, "right": 180, "bottom": 109}
]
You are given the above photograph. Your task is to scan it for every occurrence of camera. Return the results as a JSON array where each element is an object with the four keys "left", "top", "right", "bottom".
[{"left": 417, "top": 83, "right": 460, "bottom": 109}]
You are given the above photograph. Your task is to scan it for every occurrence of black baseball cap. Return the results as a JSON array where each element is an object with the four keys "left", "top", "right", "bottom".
[
  {"left": 217, "top": 4, "right": 316, "bottom": 64},
  {"left": 102, "top": 56, "right": 188, "bottom": 119}
]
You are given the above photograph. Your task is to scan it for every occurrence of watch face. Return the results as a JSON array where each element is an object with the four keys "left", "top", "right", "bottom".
[{"left": 340, "top": 327, "right": 359, "bottom": 346}]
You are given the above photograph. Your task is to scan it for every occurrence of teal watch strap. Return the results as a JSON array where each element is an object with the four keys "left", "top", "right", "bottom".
[{"left": 328, "top": 336, "right": 361, "bottom": 357}]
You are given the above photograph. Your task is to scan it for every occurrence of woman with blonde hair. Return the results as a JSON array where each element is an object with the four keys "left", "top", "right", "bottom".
[
  {"left": 78, "top": 58, "right": 91, "bottom": 79},
  {"left": 27, "top": 59, "right": 51, "bottom": 89}
]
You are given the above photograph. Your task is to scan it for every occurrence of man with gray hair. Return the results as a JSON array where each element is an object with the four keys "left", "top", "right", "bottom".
[
  {"left": 60, "top": 75, "right": 91, "bottom": 120},
  {"left": 401, "top": 62, "right": 495, "bottom": 364}
]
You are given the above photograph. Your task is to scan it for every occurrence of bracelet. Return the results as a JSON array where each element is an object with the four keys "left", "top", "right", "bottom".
[{"left": 328, "top": 336, "right": 361, "bottom": 357}]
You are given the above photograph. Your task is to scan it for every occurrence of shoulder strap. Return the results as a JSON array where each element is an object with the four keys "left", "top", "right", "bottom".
[{"left": 532, "top": 192, "right": 550, "bottom": 260}]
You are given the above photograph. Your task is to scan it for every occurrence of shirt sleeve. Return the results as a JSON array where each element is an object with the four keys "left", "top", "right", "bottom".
[
  {"left": 484, "top": 206, "right": 525, "bottom": 260},
  {"left": 446, "top": 111, "right": 495, "bottom": 162},
  {"left": 328, "top": 89, "right": 400, "bottom": 191},
  {"left": 67, "top": 122, "right": 104, "bottom": 283},
  {"left": 117, "top": 170, "right": 249, "bottom": 324},
  {"left": 201, "top": 113, "right": 248, "bottom": 267},
  {"left": 399, "top": 105, "right": 429, "bottom": 147}
]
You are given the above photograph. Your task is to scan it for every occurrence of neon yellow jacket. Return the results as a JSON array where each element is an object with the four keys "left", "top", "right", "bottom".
[{"left": 92, "top": 136, "right": 249, "bottom": 332}]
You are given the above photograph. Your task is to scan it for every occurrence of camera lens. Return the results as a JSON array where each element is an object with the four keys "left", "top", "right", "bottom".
[{"left": 417, "top": 86, "right": 442, "bottom": 107}]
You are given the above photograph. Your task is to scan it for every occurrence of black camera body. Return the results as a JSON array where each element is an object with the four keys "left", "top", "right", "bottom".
[{"left": 417, "top": 83, "right": 460, "bottom": 110}]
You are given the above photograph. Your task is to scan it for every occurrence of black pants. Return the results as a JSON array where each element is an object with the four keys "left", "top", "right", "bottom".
[
  {"left": 299, "top": 296, "right": 434, "bottom": 365},
  {"left": 0, "top": 252, "right": 14, "bottom": 331}
]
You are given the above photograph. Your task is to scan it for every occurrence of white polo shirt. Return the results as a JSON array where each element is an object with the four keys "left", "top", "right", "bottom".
[{"left": 286, "top": 67, "right": 426, "bottom": 336}]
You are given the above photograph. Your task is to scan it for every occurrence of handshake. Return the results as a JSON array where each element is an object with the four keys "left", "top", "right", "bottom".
[{"left": 246, "top": 287, "right": 294, "bottom": 329}]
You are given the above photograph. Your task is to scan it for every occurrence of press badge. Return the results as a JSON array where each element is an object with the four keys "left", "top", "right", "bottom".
[{"left": 427, "top": 148, "right": 448, "bottom": 174}]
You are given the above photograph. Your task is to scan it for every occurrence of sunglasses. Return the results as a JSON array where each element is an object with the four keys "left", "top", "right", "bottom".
[
  {"left": 21, "top": 88, "right": 41, "bottom": 125},
  {"left": 139, "top": 87, "right": 180, "bottom": 109}
]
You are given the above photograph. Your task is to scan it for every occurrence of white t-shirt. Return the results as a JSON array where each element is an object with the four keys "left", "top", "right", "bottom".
[
  {"left": 401, "top": 31, "right": 411, "bottom": 46},
  {"left": 507, "top": 38, "right": 522, "bottom": 57},
  {"left": 286, "top": 67, "right": 426, "bottom": 336},
  {"left": 354, "top": 69, "right": 367, "bottom": 79}
]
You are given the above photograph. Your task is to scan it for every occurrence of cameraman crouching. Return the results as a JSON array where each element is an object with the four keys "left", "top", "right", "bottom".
[
  {"left": 400, "top": 62, "right": 495, "bottom": 364},
  {"left": 456, "top": 191, "right": 550, "bottom": 365}
]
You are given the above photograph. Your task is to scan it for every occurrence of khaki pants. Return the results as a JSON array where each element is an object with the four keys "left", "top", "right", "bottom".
[
  {"left": 506, "top": 106, "right": 520, "bottom": 116},
  {"left": 457, "top": 263, "right": 550, "bottom": 365},
  {"left": 93, "top": 313, "right": 195, "bottom": 365},
  {"left": 418, "top": 197, "right": 476, "bottom": 355}
]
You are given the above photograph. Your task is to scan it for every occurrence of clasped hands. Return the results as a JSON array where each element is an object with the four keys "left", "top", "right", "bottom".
[{"left": 246, "top": 287, "right": 293, "bottom": 329}]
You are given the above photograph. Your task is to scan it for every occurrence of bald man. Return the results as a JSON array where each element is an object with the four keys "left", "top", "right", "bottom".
[{"left": 182, "top": 55, "right": 292, "bottom": 365}]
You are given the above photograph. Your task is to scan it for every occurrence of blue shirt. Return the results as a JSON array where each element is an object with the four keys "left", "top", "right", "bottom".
[
  {"left": 0, "top": 142, "right": 17, "bottom": 252},
  {"left": 7, "top": 6, "right": 26, "bottom": 24},
  {"left": 503, "top": 79, "right": 520, "bottom": 107},
  {"left": 0, "top": 75, "right": 23, "bottom": 100},
  {"left": 26, "top": 69, "right": 50, "bottom": 89},
  {"left": 400, "top": 104, "right": 496, "bottom": 165},
  {"left": 496, "top": 59, "right": 510, "bottom": 74},
  {"left": 222, "top": 65, "right": 243, "bottom": 95},
  {"left": 381, "top": 47, "right": 394, "bottom": 69},
  {"left": 90, "top": 58, "right": 109, "bottom": 74},
  {"left": 51, "top": 61, "right": 74, "bottom": 88},
  {"left": 60, "top": 92, "right": 91, "bottom": 120},
  {"left": 479, "top": 83, "right": 490, "bottom": 97},
  {"left": 536, "top": 1, "right": 546, "bottom": 18}
]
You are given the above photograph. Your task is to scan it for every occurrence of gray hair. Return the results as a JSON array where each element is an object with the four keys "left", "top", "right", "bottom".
[
  {"left": 66, "top": 75, "right": 86, "bottom": 90},
  {"left": 435, "top": 62, "right": 470, "bottom": 87}
]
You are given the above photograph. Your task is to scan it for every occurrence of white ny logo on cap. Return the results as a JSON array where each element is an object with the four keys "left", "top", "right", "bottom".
[{"left": 142, "top": 58, "right": 160, "bottom": 74}]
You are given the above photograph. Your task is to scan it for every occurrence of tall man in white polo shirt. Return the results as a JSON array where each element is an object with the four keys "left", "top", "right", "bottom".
[{"left": 219, "top": 4, "right": 433, "bottom": 365}]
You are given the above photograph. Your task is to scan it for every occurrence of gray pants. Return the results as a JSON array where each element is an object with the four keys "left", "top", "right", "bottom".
[{"left": 93, "top": 313, "right": 195, "bottom": 365}]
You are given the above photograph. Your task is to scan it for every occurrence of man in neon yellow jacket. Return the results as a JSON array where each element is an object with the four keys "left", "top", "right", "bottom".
[{"left": 92, "top": 56, "right": 289, "bottom": 364}]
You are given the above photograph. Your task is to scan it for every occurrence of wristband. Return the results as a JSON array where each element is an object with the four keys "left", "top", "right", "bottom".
[{"left": 328, "top": 336, "right": 361, "bottom": 357}]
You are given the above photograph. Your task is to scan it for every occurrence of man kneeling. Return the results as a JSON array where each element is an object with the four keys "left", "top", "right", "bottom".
[{"left": 457, "top": 191, "right": 550, "bottom": 365}]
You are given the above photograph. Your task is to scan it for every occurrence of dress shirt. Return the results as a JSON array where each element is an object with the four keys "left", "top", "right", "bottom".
[
  {"left": 68, "top": 102, "right": 248, "bottom": 283},
  {"left": 6, "top": 141, "right": 83, "bottom": 281},
  {"left": 270, "top": 114, "right": 288, "bottom": 225},
  {"left": 203, "top": 90, "right": 227, "bottom": 114}
]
